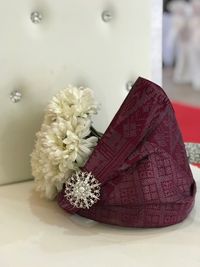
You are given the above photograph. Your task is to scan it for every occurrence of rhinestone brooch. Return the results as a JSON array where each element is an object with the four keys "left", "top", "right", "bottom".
[{"left": 64, "top": 171, "right": 101, "bottom": 209}]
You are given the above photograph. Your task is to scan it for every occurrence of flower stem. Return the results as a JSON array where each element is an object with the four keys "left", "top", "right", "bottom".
[{"left": 90, "top": 126, "right": 103, "bottom": 139}]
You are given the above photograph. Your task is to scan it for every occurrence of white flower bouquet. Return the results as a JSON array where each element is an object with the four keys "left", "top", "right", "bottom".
[{"left": 31, "top": 85, "right": 100, "bottom": 200}]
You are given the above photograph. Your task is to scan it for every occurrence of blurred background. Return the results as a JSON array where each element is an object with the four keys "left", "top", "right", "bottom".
[{"left": 163, "top": 0, "right": 200, "bottom": 143}]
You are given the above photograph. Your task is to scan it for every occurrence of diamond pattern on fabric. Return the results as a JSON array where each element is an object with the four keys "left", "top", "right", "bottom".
[{"left": 57, "top": 77, "right": 196, "bottom": 227}]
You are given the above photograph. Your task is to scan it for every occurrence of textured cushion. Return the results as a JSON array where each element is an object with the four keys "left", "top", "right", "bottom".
[{"left": 57, "top": 77, "right": 196, "bottom": 227}]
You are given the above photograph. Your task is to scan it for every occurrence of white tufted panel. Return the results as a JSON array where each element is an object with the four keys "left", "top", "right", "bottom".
[
  {"left": 151, "top": 0, "right": 163, "bottom": 85},
  {"left": 0, "top": 0, "right": 162, "bottom": 184}
]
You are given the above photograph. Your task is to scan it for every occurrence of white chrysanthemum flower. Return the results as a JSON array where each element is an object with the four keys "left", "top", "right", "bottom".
[
  {"left": 31, "top": 86, "right": 99, "bottom": 200},
  {"left": 44, "top": 85, "right": 98, "bottom": 124},
  {"left": 31, "top": 143, "right": 72, "bottom": 199},
  {"left": 31, "top": 117, "right": 98, "bottom": 200},
  {"left": 42, "top": 117, "right": 98, "bottom": 166}
]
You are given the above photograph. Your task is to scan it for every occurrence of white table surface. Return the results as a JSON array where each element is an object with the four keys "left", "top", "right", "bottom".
[{"left": 0, "top": 165, "right": 200, "bottom": 267}]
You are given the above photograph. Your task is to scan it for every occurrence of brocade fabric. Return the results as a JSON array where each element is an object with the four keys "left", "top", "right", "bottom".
[{"left": 57, "top": 77, "right": 196, "bottom": 227}]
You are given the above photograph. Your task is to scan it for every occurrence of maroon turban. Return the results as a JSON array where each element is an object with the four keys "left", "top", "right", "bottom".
[{"left": 57, "top": 77, "right": 196, "bottom": 227}]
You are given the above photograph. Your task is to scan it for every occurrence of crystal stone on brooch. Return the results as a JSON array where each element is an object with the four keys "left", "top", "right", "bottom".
[{"left": 64, "top": 171, "right": 101, "bottom": 209}]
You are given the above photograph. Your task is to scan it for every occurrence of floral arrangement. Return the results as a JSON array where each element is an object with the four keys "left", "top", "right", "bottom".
[{"left": 31, "top": 85, "right": 99, "bottom": 200}]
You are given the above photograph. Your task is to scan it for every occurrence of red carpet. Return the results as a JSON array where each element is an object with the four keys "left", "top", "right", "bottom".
[{"left": 172, "top": 102, "right": 200, "bottom": 143}]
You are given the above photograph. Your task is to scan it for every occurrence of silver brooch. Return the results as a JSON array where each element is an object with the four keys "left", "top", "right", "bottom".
[{"left": 64, "top": 171, "right": 101, "bottom": 209}]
